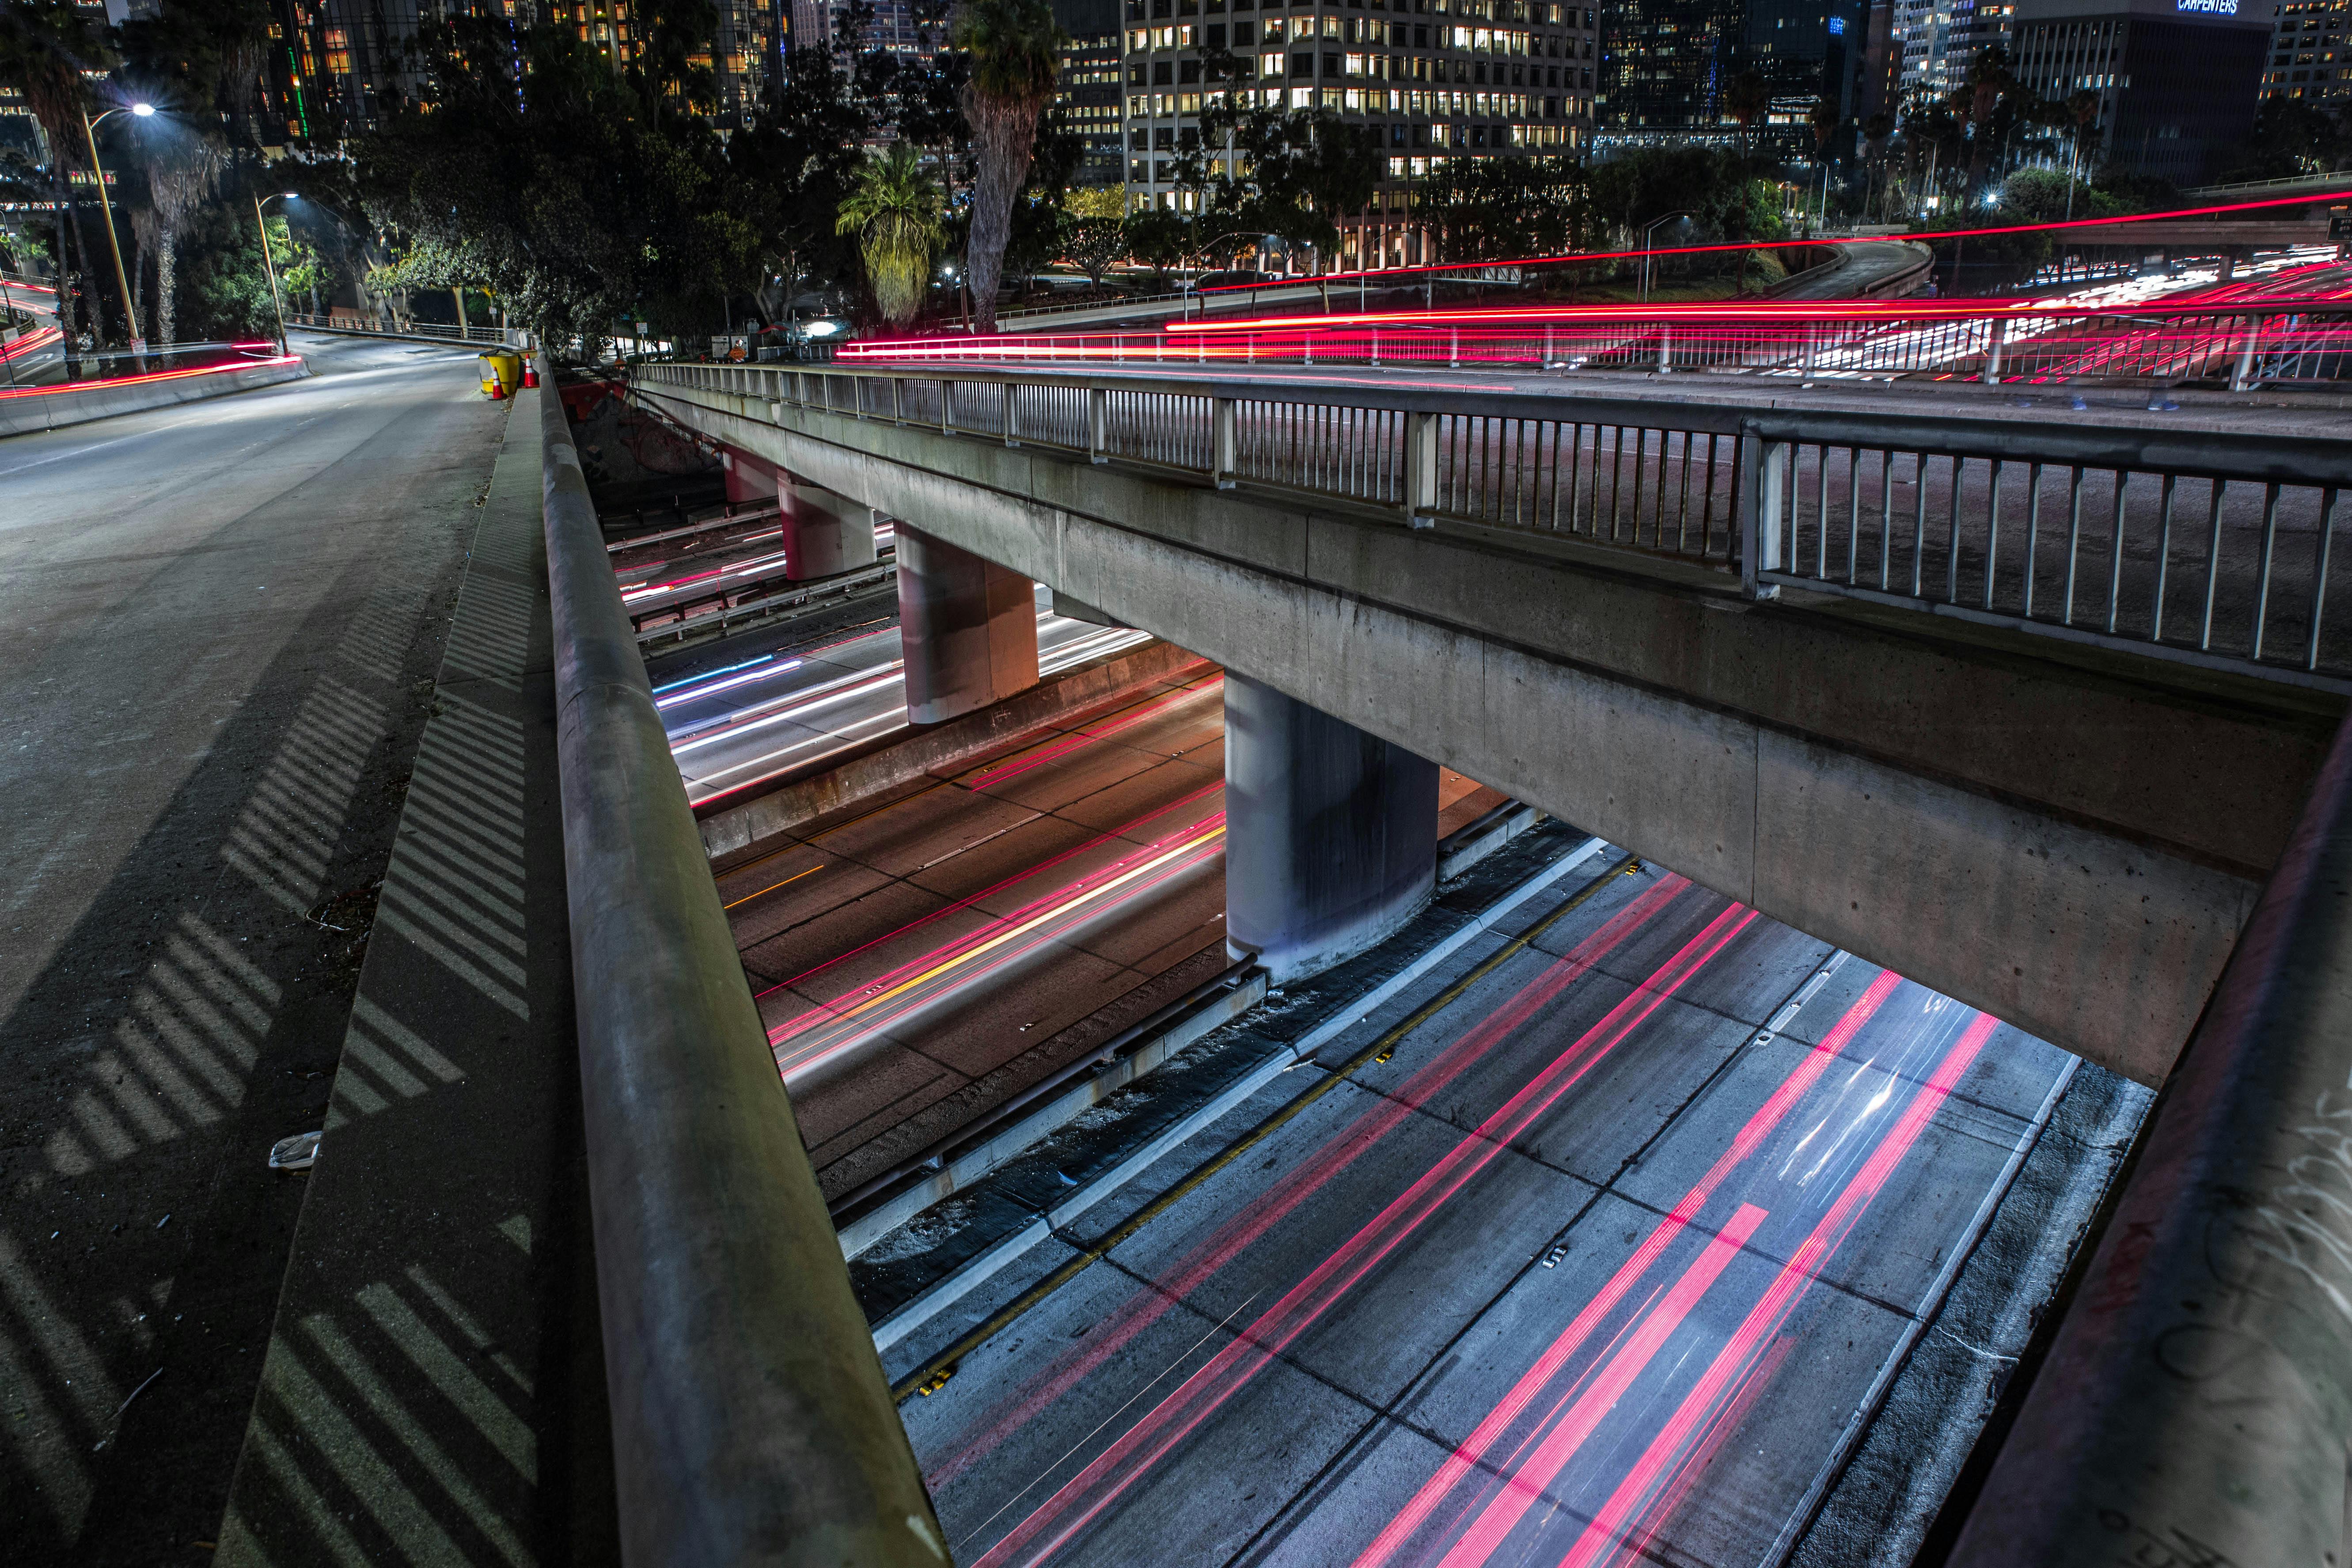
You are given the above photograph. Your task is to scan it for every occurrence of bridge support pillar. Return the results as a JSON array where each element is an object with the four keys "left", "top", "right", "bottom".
[
  {"left": 721, "top": 446, "right": 776, "bottom": 506},
  {"left": 897, "top": 523, "right": 1038, "bottom": 725},
  {"left": 778, "top": 482, "right": 879, "bottom": 581},
  {"left": 1224, "top": 673, "right": 1438, "bottom": 983}
]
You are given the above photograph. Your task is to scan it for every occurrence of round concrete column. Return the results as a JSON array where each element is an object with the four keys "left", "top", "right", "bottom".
[
  {"left": 896, "top": 523, "right": 1039, "bottom": 725},
  {"left": 1224, "top": 672, "right": 1438, "bottom": 983},
  {"left": 779, "top": 482, "right": 880, "bottom": 581},
  {"left": 721, "top": 447, "right": 777, "bottom": 507}
]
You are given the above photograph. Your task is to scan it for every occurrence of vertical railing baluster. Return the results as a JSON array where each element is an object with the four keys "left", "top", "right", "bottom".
[
  {"left": 1878, "top": 450, "right": 1893, "bottom": 591},
  {"left": 1703, "top": 434, "right": 1722, "bottom": 555},
  {"left": 2252, "top": 481, "right": 2283, "bottom": 661},
  {"left": 1608, "top": 425, "right": 1627, "bottom": 541},
  {"left": 1629, "top": 428, "right": 1648, "bottom": 547},
  {"left": 1983, "top": 458, "right": 2003, "bottom": 609},
  {"left": 1844, "top": 448, "right": 1860, "bottom": 584},
  {"left": 2106, "top": 471, "right": 2130, "bottom": 636},
  {"left": 1678, "top": 433, "right": 1697, "bottom": 554},
  {"left": 1911, "top": 452, "right": 1929, "bottom": 598},
  {"left": 1945, "top": 456, "right": 1965, "bottom": 604},
  {"left": 2309, "top": 487, "right": 2339, "bottom": 672},
  {"left": 2023, "top": 462, "right": 2044, "bottom": 618},
  {"left": 2152, "top": 473, "right": 2177, "bottom": 642},
  {"left": 2063, "top": 466, "right": 2085, "bottom": 625},
  {"left": 2200, "top": 478, "right": 2227, "bottom": 651},
  {"left": 1587, "top": 421, "right": 1605, "bottom": 537}
]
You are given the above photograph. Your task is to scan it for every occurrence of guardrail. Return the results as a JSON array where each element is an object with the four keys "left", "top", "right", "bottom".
[
  {"left": 1946, "top": 699, "right": 2352, "bottom": 1567},
  {"left": 536, "top": 356, "right": 945, "bottom": 1565},
  {"left": 637, "top": 356, "right": 2352, "bottom": 689}
]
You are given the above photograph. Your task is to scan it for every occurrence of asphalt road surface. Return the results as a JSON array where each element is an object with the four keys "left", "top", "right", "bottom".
[
  {"left": 900, "top": 855, "right": 2102, "bottom": 1568},
  {"left": 705, "top": 652, "right": 1505, "bottom": 1200},
  {"left": 664, "top": 587, "right": 1153, "bottom": 810},
  {"left": 0, "top": 333, "right": 511, "bottom": 1561}
]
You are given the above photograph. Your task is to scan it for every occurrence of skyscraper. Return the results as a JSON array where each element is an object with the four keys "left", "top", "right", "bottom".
[
  {"left": 2262, "top": 0, "right": 2351, "bottom": 111},
  {"left": 2009, "top": 0, "right": 2268, "bottom": 181},
  {"left": 1120, "top": 0, "right": 1599, "bottom": 269}
]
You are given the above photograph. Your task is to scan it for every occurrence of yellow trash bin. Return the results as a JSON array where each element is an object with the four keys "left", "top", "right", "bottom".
[{"left": 478, "top": 350, "right": 522, "bottom": 399}]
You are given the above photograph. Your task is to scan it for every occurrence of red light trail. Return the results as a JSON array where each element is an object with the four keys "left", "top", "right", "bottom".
[
  {"left": 1551, "top": 1010, "right": 1999, "bottom": 1568},
  {"left": 963, "top": 673, "right": 1221, "bottom": 793},
  {"left": 927, "top": 873, "right": 1696, "bottom": 1491},
  {"left": 1180, "top": 189, "right": 2352, "bottom": 296},
  {"left": 761, "top": 783, "right": 1230, "bottom": 1078},
  {"left": 967, "top": 900, "right": 1759, "bottom": 1568},
  {"left": 0, "top": 351, "right": 303, "bottom": 401},
  {"left": 1347, "top": 967, "right": 1904, "bottom": 1568}
]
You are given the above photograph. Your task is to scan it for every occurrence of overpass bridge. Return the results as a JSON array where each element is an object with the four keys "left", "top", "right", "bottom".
[
  {"left": 598, "top": 343, "right": 2352, "bottom": 1564},
  {"left": 627, "top": 352, "right": 2346, "bottom": 1090}
]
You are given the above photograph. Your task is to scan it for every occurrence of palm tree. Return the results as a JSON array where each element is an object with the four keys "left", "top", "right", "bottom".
[
  {"left": 1724, "top": 70, "right": 1772, "bottom": 153},
  {"left": 142, "top": 129, "right": 224, "bottom": 349},
  {"left": 836, "top": 143, "right": 946, "bottom": 327},
  {"left": 0, "top": 0, "right": 109, "bottom": 348},
  {"left": 951, "top": 0, "right": 1065, "bottom": 334}
]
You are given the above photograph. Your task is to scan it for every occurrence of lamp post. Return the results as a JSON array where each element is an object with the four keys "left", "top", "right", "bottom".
[
  {"left": 1640, "top": 210, "right": 1694, "bottom": 303},
  {"left": 253, "top": 192, "right": 298, "bottom": 354},
  {"left": 79, "top": 101, "right": 153, "bottom": 359}
]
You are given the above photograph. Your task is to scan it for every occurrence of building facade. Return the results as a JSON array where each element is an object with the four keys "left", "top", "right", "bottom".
[
  {"left": 1120, "top": 0, "right": 1600, "bottom": 269},
  {"left": 1597, "top": 0, "right": 1889, "bottom": 154},
  {"left": 1057, "top": 0, "right": 1129, "bottom": 182},
  {"left": 2009, "top": 0, "right": 2269, "bottom": 182},
  {"left": 2262, "top": 0, "right": 2350, "bottom": 109},
  {"left": 256, "top": 0, "right": 783, "bottom": 142}
]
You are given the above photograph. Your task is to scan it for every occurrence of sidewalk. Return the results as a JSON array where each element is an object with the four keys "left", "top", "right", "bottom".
[{"left": 216, "top": 386, "right": 618, "bottom": 1564}]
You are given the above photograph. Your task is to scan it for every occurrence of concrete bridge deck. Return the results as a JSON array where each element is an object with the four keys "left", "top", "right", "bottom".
[{"left": 632, "top": 358, "right": 2350, "bottom": 1088}]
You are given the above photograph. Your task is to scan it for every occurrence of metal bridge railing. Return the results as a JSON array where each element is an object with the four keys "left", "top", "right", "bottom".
[
  {"left": 287, "top": 311, "right": 522, "bottom": 346},
  {"left": 637, "top": 358, "right": 2352, "bottom": 688}
]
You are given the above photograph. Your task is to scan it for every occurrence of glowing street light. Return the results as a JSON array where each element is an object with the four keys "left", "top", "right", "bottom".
[{"left": 80, "top": 102, "right": 156, "bottom": 357}]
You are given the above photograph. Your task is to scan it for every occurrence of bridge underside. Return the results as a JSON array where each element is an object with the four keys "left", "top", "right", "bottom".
[{"left": 634, "top": 378, "right": 2341, "bottom": 1086}]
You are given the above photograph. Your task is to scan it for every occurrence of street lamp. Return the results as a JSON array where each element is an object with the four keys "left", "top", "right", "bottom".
[
  {"left": 1640, "top": 210, "right": 1694, "bottom": 304},
  {"left": 79, "top": 101, "right": 154, "bottom": 358},
  {"left": 254, "top": 192, "right": 300, "bottom": 354}
]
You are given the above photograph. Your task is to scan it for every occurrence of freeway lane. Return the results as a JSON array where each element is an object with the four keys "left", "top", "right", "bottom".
[
  {"left": 662, "top": 587, "right": 1153, "bottom": 808},
  {"left": 712, "top": 663, "right": 1503, "bottom": 1196},
  {"left": 901, "top": 860, "right": 2107, "bottom": 1568},
  {"left": 0, "top": 333, "right": 514, "bottom": 1562}
]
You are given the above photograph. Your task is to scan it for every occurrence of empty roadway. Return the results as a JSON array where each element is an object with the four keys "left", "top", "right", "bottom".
[{"left": 0, "top": 334, "right": 514, "bottom": 1560}]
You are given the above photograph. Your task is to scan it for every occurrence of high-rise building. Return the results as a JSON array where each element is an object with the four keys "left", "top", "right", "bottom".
[
  {"left": 1896, "top": 0, "right": 1982, "bottom": 92},
  {"left": 1120, "top": 0, "right": 1598, "bottom": 270},
  {"left": 1055, "top": 0, "right": 1130, "bottom": 183},
  {"left": 1597, "top": 0, "right": 1871, "bottom": 154},
  {"left": 2009, "top": 0, "right": 2268, "bottom": 181},
  {"left": 2262, "top": 0, "right": 2351, "bottom": 109},
  {"left": 258, "top": 0, "right": 782, "bottom": 143},
  {"left": 1598, "top": 0, "right": 1742, "bottom": 142}
]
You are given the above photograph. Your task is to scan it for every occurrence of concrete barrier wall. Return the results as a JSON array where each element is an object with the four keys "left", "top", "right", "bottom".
[
  {"left": 700, "top": 639, "right": 1209, "bottom": 858},
  {"left": 634, "top": 377, "right": 2346, "bottom": 1087},
  {"left": 0, "top": 358, "right": 311, "bottom": 438}
]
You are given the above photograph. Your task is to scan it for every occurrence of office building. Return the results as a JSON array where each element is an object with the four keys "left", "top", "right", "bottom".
[
  {"left": 1597, "top": 0, "right": 1888, "bottom": 155},
  {"left": 2010, "top": 0, "right": 2268, "bottom": 182},
  {"left": 1056, "top": 0, "right": 1129, "bottom": 182},
  {"left": 1597, "top": 0, "right": 1743, "bottom": 142},
  {"left": 257, "top": 0, "right": 781, "bottom": 142},
  {"left": 1121, "top": 0, "right": 1600, "bottom": 269},
  {"left": 2263, "top": 0, "right": 2350, "bottom": 109}
]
